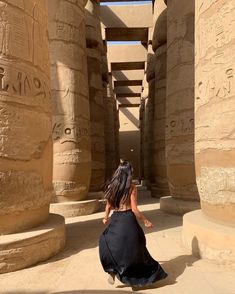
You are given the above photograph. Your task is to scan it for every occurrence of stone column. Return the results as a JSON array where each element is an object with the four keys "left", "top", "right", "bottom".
[
  {"left": 160, "top": 0, "right": 200, "bottom": 214},
  {"left": 139, "top": 99, "right": 145, "bottom": 181},
  {"left": 146, "top": 52, "right": 156, "bottom": 186},
  {"left": 114, "top": 100, "right": 120, "bottom": 167},
  {"left": 151, "top": 0, "right": 169, "bottom": 197},
  {"left": 48, "top": 0, "right": 98, "bottom": 217},
  {"left": 85, "top": 0, "right": 106, "bottom": 194},
  {"left": 0, "top": 0, "right": 65, "bottom": 274},
  {"left": 183, "top": 0, "right": 235, "bottom": 263},
  {"left": 142, "top": 75, "right": 150, "bottom": 186},
  {"left": 103, "top": 71, "right": 117, "bottom": 179}
]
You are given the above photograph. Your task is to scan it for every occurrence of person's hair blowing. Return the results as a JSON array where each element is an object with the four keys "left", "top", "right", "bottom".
[{"left": 104, "top": 159, "right": 133, "bottom": 209}]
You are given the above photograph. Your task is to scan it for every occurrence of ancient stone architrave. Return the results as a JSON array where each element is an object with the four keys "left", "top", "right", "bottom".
[
  {"left": 0, "top": 0, "right": 52, "bottom": 234},
  {"left": 183, "top": 0, "right": 235, "bottom": 263},
  {"left": 48, "top": 0, "right": 91, "bottom": 202},
  {"left": 165, "top": 0, "right": 199, "bottom": 201},
  {"left": 194, "top": 0, "right": 235, "bottom": 225},
  {"left": 85, "top": 0, "right": 106, "bottom": 192}
]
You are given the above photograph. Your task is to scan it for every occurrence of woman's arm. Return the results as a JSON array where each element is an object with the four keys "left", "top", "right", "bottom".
[
  {"left": 103, "top": 200, "right": 111, "bottom": 225},
  {"left": 130, "top": 185, "right": 153, "bottom": 228}
]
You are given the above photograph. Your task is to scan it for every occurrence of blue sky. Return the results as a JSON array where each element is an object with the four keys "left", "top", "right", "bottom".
[{"left": 101, "top": 1, "right": 151, "bottom": 6}]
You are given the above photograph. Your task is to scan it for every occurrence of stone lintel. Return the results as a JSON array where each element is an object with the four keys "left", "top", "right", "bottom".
[{"left": 101, "top": 4, "right": 153, "bottom": 29}]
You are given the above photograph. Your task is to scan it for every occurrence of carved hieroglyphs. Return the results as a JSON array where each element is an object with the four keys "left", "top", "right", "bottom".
[
  {"left": 195, "top": 0, "right": 235, "bottom": 224},
  {"left": 48, "top": 0, "right": 91, "bottom": 202},
  {"left": 0, "top": 0, "right": 65, "bottom": 274},
  {"left": 182, "top": 0, "right": 235, "bottom": 263},
  {"left": 0, "top": 0, "right": 52, "bottom": 234},
  {"left": 165, "top": 0, "right": 198, "bottom": 201}
]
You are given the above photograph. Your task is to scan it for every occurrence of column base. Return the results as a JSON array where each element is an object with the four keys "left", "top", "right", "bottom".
[
  {"left": 160, "top": 196, "right": 200, "bottom": 215},
  {"left": 182, "top": 210, "right": 235, "bottom": 264},
  {"left": 87, "top": 191, "right": 104, "bottom": 200},
  {"left": 136, "top": 185, "right": 151, "bottom": 197},
  {"left": 0, "top": 214, "right": 65, "bottom": 274},
  {"left": 50, "top": 199, "right": 99, "bottom": 218},
  {"left": 151, "top": 185, "right": 170, "bottom": 198}
]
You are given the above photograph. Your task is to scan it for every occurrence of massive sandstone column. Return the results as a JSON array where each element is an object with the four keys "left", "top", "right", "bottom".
[
  {"left": 146, "top": 52, "right": 156, "bottom": 185},
  {"left": 183, "top": 0, "right": 235, "bottom": 263},
  {"left": 104, "top": 74, "right": 118, "bottom": 179},
  {"left": 151, "top": 0, "right": 169, "bottom": 197},
  {"left": 139, "top": 99, "right": 145, "bottom": 180},
  {"left": 160, "top": 0, "right": 200, "bottom": 214},
  {"left": 85, "top": 0, "right": 106, "bottom": 193},
  {"left": 0, "top": 0, "right": 65, "bottom": 274},
  {"left": 48, "top": 0, "right": 98, "bottom": 217}
]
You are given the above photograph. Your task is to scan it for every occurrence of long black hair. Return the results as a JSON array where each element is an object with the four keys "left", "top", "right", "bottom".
[{"left": 104, "top": 159, "right": 133, "bottom": 209}]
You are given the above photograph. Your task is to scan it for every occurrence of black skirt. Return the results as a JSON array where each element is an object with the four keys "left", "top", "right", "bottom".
[{"left": 99, "top": 209, "right": 168, "bottom": 286}]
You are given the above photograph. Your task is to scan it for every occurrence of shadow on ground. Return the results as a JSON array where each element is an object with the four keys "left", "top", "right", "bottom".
[{"left": 117, "top": 253, "right": 199, "bottom": 291}]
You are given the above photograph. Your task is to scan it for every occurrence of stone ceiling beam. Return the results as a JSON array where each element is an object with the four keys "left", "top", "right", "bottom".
[
  {"left": 116, "top": 93, "right": 141, "bottom": 98},
  {"left": 114, "top": 85, "right": 143, "bottom": 94},
  {"left": 112, "top": 70, "right": 145, "bottom": 81},
  {"left": 106, "top": 27, "right": 148, "bottom": 42},
  {"left": 114, "top": 80, "right": 142, "bottom": 86},
  {"left": 117, "top": 97, "right": 141, "bottom": 105},
  {"left": 111, "top": 61, "right": 145, "bottom": 71},
  {"left": 101, "top": 4, "right": 153, "bottom": 29}
]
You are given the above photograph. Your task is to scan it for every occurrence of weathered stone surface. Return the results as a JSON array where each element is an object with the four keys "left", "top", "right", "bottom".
[
  {"left": 194, "top": 0, "right": 235, "bottom": 225},
  {"left": 0, "top": 0, "right": 52, "bottom": 234},
  {"left": 161, "top": 196, "right": 200, "bottom": 215},
  {"left": 183, "top": 210, "right": 235, "bottom": 264},
  {"left": 48, "top": 0, "right": 91, "bottom": 201},
  {"left": 0, "top": 214, "right": 65, "bottom": 274},
  {"left": 50, "top": 200, "right": 99, "bottom": 218},
  {"left": 152, "top": 44, "right": 169, "bottom": 197},
  {"left": 103, "top": 73, "right": 118, "bottom": 179},
  {"left": 85, "top": 0, "right": 103, "bottom": 49},
  {"left": 87, "top": 50, "right": 105, "bottom": 191},
  {"left": 85, "top": 2, "right": 106, "bottom": 192},
  {"left": 165, "top": 0, "right": 198, "bottom": 201},
  {"left": 152, "top": 10, "right": 167, "bottom": 51}
]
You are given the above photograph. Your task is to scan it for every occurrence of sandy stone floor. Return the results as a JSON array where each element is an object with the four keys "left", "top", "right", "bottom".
[{"left": 1, "top": 194, "right": 235, "bottom": 294}]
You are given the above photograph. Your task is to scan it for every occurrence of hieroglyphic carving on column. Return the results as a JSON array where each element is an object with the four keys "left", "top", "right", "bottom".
[
  {"left": 48, "top": 0, "right": 91, "bottom": 201},
  {"left": 166, "top": 0, "right": 198, "bottom": 200},
  {"left": 85, "top": 0, "right": 105, "bottom": 191},
  {"left": 0, "top": 0, "right": 52, "bottom": 234},
  {"left": 195, "top": 0, "right": 235, "bottom": 225}
]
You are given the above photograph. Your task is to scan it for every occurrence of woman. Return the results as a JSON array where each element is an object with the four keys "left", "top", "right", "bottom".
[{"left": 99, "top": 159, "right": 168, "bottom": 287}]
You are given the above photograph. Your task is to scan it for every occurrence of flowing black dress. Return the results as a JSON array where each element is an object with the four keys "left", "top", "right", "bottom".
[{"left": 99, "top": 209, "right": 168, "bottom": 286}]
